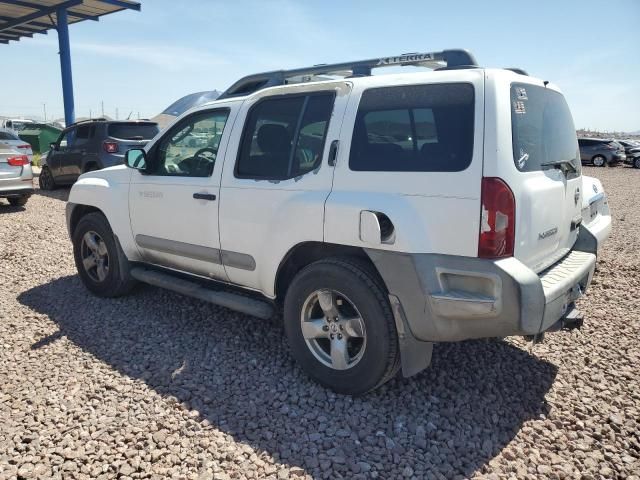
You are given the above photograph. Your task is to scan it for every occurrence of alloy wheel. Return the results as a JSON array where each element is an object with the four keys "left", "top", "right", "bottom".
[
  {"left": 300, "top": 289, "right": 366, "bottom": 370},
  {"left": 80, "top": 230, "right": 110, "bottom": 282}
]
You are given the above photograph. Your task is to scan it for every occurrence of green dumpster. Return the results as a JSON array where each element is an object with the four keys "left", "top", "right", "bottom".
[{"left": 18, "top": 123, "right": 62, "bottom": 154}]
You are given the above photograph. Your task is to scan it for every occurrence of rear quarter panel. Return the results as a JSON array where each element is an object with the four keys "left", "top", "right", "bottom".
[{"left": 324, "top": 70, "right": 485, "bottom": 256}]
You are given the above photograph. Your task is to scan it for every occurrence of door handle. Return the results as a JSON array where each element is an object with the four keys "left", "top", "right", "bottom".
[
  {"left": 328, "top": 140, "right": 339, "bottom": 166},
  {"left": 193, "top": 192, "right": 216, "bottom": 201}
]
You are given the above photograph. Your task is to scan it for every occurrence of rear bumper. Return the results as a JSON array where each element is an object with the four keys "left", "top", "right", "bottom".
[
  {"left": 0, "top": 164, "right": 34, "bottom": 197},
  {"left": 366, "top": 226, "right": 602, "bottom": 343},
  {"left": 610, "top": 153, "right": 625, "bottom": 163},
  {"left": 0, "top": 185, "right": 34, "bottom": 197}
]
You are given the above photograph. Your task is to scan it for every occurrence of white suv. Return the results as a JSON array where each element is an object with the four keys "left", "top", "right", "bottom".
[{"left": 66, "top": 50, "right": 611, "bottom": 394}]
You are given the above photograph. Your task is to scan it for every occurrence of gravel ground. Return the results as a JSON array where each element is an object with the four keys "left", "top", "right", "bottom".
[{"left": 1, "top": 166, "right": 639, "bottom": 480}]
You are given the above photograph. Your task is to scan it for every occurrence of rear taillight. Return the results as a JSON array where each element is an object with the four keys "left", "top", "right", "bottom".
[
  {"left": 7, "top": 155, "right": 30, "bottom": 166},
  {"left": 478, "top": 177, "right": 515, "bottom": 259},
  {"left": 103, "top": 141, "right": 118, "bottom": 153}
]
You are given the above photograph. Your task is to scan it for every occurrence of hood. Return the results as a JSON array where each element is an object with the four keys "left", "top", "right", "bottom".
[{"left": 75, "top": 164, "right": 132, "bottom": 187}]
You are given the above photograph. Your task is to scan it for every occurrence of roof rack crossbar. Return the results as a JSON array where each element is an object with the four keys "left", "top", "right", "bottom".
[
  {"left": 69, "top": 117, "right": 107, "bottom": 126},
  {"left": 218, "top": 49, "right": 478, "bottom": 99}
]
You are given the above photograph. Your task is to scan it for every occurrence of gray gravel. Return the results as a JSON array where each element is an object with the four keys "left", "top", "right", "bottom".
[{"left": 1, "top": 166, "right": 639, "bottom": 480}]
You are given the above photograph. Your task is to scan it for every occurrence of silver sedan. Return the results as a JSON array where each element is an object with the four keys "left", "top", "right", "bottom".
[{"left": 0, "top": 146, "right": 34, "bottom": 207}]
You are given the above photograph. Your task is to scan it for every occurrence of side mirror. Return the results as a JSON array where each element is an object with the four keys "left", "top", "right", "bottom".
[
  {"left": 125, "top": 148, "right": 148, "bottom": 171},
  {"left": 49, "top": 142, "right": 58, "bottom": 151}
]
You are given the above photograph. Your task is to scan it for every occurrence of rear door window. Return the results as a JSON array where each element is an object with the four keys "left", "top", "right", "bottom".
[
  {"left": 75, "top": 125, "right": 92, "bottom": 146},
  {"left": 236, "top": 92, "right": 335, "bottom": 180},
  {"left": 349, "top": 83, "right": 474, "bottom": 172},
  {"left": 511, "top": 83, "right": 580, "bottom": 176},
  {"left": 108, "top": 123, "right": 159, "bottom": 140}
]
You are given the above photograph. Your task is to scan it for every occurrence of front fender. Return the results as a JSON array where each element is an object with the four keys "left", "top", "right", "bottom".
[{"left": 67, "top": 167, "right": 141, "bottom": 261}]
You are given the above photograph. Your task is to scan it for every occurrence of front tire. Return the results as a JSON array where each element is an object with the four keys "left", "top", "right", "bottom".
[
  {"left": 38, "top": 166, "right": 56, "bottom": 190},
  {"left": 283, "top": 257, "right": 400, "bottom": 395},
  {"left": 634, "top": 157, "right": 640, "bottom": 169},
  {"left": 592, "top": 155, "right": 606, "bottom": 167},
  {"left": 7, "top": 196, "right": 28, "bottom": 207},
  {"left": 72, "top": 212, "right": 136, "bottom": 297}
]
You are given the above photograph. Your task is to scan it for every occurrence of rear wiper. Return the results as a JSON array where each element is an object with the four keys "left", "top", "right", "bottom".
[{"left": 540, "top": 159, "right": 577, "bottom": 173}]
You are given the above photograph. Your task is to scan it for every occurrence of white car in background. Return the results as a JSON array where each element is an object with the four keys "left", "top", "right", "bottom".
[
  {"left": 0, "top": 128, "right": 33, "bottom": 163},
  {"left": 0, "top": 118, "right": 35, "bottom": 132}
]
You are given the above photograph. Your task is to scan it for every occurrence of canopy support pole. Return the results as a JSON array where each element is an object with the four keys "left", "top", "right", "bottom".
[{"left": 56, "top": 7, "right": 75, "bottom": 125}]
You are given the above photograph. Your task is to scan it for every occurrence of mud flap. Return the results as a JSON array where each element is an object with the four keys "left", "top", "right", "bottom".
[{"left": 389, "top": 294, "right": 433, "bottom": 377}]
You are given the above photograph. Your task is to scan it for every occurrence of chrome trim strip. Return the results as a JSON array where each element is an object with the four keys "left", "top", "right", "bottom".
[
  {"left": 135, "top": 234, "right": 256, "bottom": 271},
  {"left": 136, "top": 234, "right": 221, "bottom": 264},
  {"left": 221, "top": 250, "right": 256, "bottom": 271}
]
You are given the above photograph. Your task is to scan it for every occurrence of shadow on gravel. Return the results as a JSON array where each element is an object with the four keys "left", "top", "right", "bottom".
[
  {"left": 33, "top": 187, "right": 70, "bottom": 202},
  {"left": 20, "top": 275, "right": 557, "bottom": 478},
  {"left": 0, "top": 203, "right": 26, "bottom": 214}
]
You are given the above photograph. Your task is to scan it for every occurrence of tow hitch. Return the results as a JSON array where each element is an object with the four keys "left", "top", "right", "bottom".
[
  {"left": 525, "top": 303, "right": 584, "bottom": 345},
  {"left": 559, "top": 307, "right": 584, "bottom": 331}
]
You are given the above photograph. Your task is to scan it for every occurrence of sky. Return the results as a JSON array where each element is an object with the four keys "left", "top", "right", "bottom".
[{"left": 1, "top": 0, "right": 639, "bottom": 131}]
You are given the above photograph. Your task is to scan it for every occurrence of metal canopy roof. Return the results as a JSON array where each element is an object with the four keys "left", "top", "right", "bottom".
[{"left": 0, "top": 0, "right": 140, "bottom": 44}]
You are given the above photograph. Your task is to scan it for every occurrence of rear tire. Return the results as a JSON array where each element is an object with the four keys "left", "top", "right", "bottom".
[
  {"left": 7, "top": 196, "right": 28, "bottom": 207},
  {"left": 592, "top": 155, "right": 606, "bottom": 167},
  {"left": 283, "top": 257, "right": 400, "bottom": 395},
  {"left": 72, "top": 212, "right": 136, "bottom": 297},
  {"left": 38, "top": 166, "right": 56, "bottom": 190}
]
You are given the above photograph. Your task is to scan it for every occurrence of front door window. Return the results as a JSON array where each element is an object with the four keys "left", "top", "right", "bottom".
[{"left": 153, "top": 110, "right": 230, "bottom": 177}]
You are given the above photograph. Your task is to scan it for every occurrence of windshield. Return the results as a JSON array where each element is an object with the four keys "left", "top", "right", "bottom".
[
  {"left": 108, "top": 123, "right": 159, "bottom": 140},
  {"left": 511, "top": 83, "right": 580, "bottom": 177}
]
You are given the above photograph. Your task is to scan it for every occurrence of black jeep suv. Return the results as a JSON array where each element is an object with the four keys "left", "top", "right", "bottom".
[{"left": 39, "top": 119, "right": 159, "bottom": 190}]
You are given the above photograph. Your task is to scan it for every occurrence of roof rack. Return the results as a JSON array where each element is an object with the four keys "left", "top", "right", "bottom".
[
  {"left": 218, "top": 49, "right": 478, "bottom": 99},
  {"left": 70, "top": 117, "right": 107, "bottom": 126},
  {"left": 505, "top": 68, "right": 529, "bottom": 76}
]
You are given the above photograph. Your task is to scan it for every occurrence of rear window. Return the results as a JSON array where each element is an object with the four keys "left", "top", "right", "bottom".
[
  {"left": 349, "top": 83, "right": 475, "bottom": 172},
  {"left": 108, "top": 123, "right": 159, "bottom": 140},
  {"left": 0, "top": 131, "right": 19, "bottom": 140},
  {"left": 511, "top": 83, "right": 580, "bottom": 175}
]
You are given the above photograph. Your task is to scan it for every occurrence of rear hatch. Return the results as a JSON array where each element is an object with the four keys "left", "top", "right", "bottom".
[
  {"left": 106, "top": 122, "right": 159, "bottom": 153},
  {"left": 508, "top": 82, "right": 582, "bottom": 272}
]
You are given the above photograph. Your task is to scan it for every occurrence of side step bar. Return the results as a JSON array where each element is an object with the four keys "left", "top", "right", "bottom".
[{"left": 130, "top": 267, "right": 274, "bottom": 320}]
